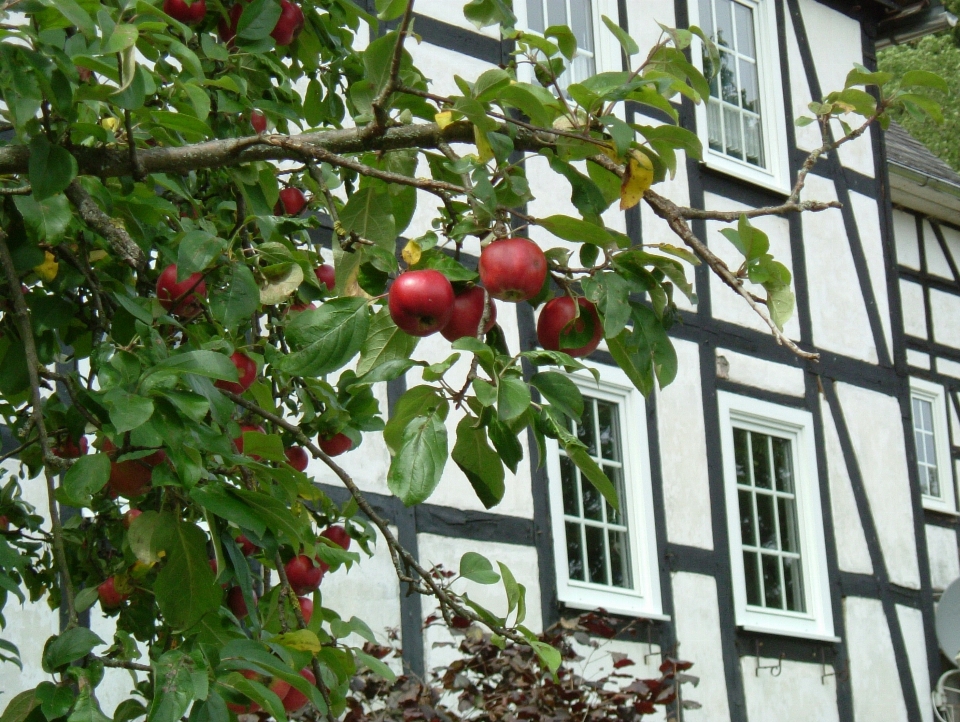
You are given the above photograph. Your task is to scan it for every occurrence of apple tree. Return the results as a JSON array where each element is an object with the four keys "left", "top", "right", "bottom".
[{"left": 0, "top": 0, "right": 944, "bottom": 719}]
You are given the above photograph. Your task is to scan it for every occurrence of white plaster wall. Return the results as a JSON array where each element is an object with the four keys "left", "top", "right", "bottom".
[
  {"left": 657, "top": 339, "right": 713, "bottom": 550},
  {"left": 894, "top": 209, "right": 921, "bottom": 270},
  {"left": 900, "top": 280, "right": 928, "bottom": 340},
  {"left": 784, "top": 9, "right": 819, "bottom": 153},
  {"left": 925, "top": 525, "right": 960, "bottom": 591},
  {"left": 417, "top": 534, "right": 542, "bottom": 673},
  {"left": 942, "top": 225, "right": 960, "bottom": 273},
  {"left": 846, "top": 597, "right": 909, "bottom": 722},
  {"left": 802, "top": 175, "right": 878, "bottom": 364},
  {"left": 408, "top": 42, "right": 495, "bottom": 101},
  {"left": 836, "top": 383, "right": 920, "bottom": 589},
  {"left": 850, "top": 191, "right": 892, "bottom": 360},
  {"left": 416, "top": 0, "right": 502, "bottom": 39},
  {"left": 908, "top": 350, "right": 931, "bottom": 370},
  {"left": 937, "top": 357, "right": 960, "bottom": 381},
  {"left": 716, "top": 348, "right": 805, "bottom": 398},
  {"left": 740, "top": 658, "right": 839, "bottom": 722},
  {"left": 821, "top": 401, "right": 873, "bottom": 575},
  {"left": 924, "top": 220, "right": 954, "bottom": 280},
  {"left": 624, "top": 0, "right": 674, "bottom": 64},
  {"left": 930, "top": 289, "right": 960, "bottom": 350},
  {"left": 671, "top": 572, "right": 731, "bottom": 722},
  {"left": 897, "top": 604, "right": 934, "bottom": 722},
  {"left": 703, "top": 193, "right": 800, "bottom": 341}
]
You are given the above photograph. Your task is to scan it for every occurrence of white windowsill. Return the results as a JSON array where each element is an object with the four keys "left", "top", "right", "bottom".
[
  {"left": 922, "top": 500, "right": 960, "bottom": 516},
  {"left": 739, "top": 625, "right": 841, "bottom": 644},
  {"left": 561, "top": 599, "right": 671, "bottom": 622},
  {"left": 699, "top": 155, "right": 791, "bottom": 197}
]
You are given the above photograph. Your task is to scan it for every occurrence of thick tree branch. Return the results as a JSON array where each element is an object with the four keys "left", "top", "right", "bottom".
[{"left": 64, "top": 180, "right": 146, "bottom": 271}]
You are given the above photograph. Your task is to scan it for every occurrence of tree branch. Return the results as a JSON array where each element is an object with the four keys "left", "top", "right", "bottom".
[
  {"left": 64, "top": 180, "right": 146, "bottom": 271},
  {"left": 364, "top": 0, "right": 417, "bottom": 137}
]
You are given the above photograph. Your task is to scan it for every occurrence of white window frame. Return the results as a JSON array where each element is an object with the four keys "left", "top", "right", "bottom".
[
  {"left": 688, "top": 0, "right": 791, "bottom": 195},
  {"left": 513, "top": 0, "right": 623, "bottom": 86},
  {"left": 545, "top": 363, "right": 665, "bottom": 619},
  {"left": 910, "top": 377, "right": 957, "bottom": 514},
  {"left": 718, "top": 392, "right": 836, "bottom": 640}
]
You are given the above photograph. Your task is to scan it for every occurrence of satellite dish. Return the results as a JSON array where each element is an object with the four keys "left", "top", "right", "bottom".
[{"left": 936, "top": 577, "right": 960, "bottom": 666}]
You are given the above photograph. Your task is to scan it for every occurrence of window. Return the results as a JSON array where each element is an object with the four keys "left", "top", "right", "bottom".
[
  {"left": 718, "top": 393, "right": 835, "bottom": 640},
  {"left": 546, "top": 364, "right": 664, "bottom": 618},
  {"left": 910, "top": 377, "right": 957, "bottom": 513},
  {"left": 690, "top": 0, "right": 790, "bottom": 193}
]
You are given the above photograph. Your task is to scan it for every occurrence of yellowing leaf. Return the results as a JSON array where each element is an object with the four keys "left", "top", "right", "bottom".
[
  {"left": 620, "top": 151, "right": 654, "bottom": 211},
  {"left": 435, "top": 111, "right": 454, "bottom": 129},
  {"left": 274, "top": 629, "right": 322, "bottom": 652},
  {"left": 402, "top": 239, "right": 422, "bottom": 266},
  {"left": 101, "top": 117, "right": 119, "bottom": 131},
  {"left": 33, "top": 251, "right": 58, "bottom": 282},
  {"left": 474, "top": 126, "right": 494, "bottom": 163},
  {"left": 88, "top": 250, "right": 108, "bottom": 262}
]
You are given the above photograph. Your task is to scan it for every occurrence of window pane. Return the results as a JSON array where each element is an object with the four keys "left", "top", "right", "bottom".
[
  {"left": 739, "top": 60, "right": 760, "bottom": 113},
  {"left": 577, "top": 400, "right": 597, "bottom": 455},
  {"left": 582, "top": 477, "right": 603, "bottom": 521},
  {"left": 708, "top": 102, "right": 724, "bottom": 151},
  {"left": 566, "top": 521, "right": 585, "bottom": 581},
  {"left": 570, "top": 53, "right": 596, "bottom": 86},
  {"left": 561, "top": 455, "right": 579, "bottom": 516},
  {"left": 734, "top": 1, "right": 756, "bottom": 58},
  {"left": 739, "top": 489, "right": 756, "bottom": 546},
  {"left": 699, "top": 0, "right": 714, "bottom": 36},
  {"left": 734, "top": 427, "right": 750, "bottom": 485},
  {"left": 744, "top": 115, "right": 764, "bottom": 167},
  {"left": 778, "top": 497, "right": 800, "bottom": 554},
  {"left": 752, "top": 433, "right": 772, "bottom": 489},
  {"left": 547, "top": 0, "right": 566, "bottom": 28},
  {"left": 719, "top": 51, "right": 739, "bottom": 104},
  {"left": 597, "top": 401, "right": 619, "bottom": 461},
  {"left": 772, "top": 436, "right": 793, "bottom": 493},
  {"left": 609, "top": 530, "right": 630, "bottom": 588},
  {"left": 762, "top": 553, "right": 783, "bottom": 609},
  {"left": 756, "top": 492, "right": 777, "bottom": 549},
  {"left": 527, "top": 0, "right": 545, "bottom": 32},
  {"left": 915, "top": 429, "right": 928, "bottom": 465},
  {"left": 585, "top": 525, "right": 608, "bottom": 585},
  {"left": 604, "top": 465, "right": 624, "bottom": 525},
  {"left": 716, "top": 0, "right": 734, "bottom": 47},
  {"left": 928, "top": 466, "right": 941, "bottom": 499},
  {"left": 569, "top": 0, "right": 594, "bottom": 53},
  {"left": 724, "top": 107, "right": 743, "bottom": 159},
  {"left": 744, "top": 551, "right": 761, "bottom": 606},
  {"left": 783, "top": 557, "right": 805, "bottom": 612},
  {"left": 925, "top": 433, "right": 937, "bottom": 468}
]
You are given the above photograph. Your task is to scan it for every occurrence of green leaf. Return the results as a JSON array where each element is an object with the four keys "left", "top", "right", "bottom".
[
  {"left": 452, "top": 416, "right": 505, "bottom": 509},
  {"left": 459, "top": 552, "right": 500, "bottom": 584},
  {"left": 495, "top": 84, "right": 555, "bottom": 128},
  {"left": 538, "top": 215, "right": 618, "bottom": 246},
  {"left": 566, "top": 444, "right": 619, "bottom": 512},
  {"left": 531, "top": 372, "right": 583, "bottom": 421},
  {"left": 42, "top": 628, "right": 104, "bottom": 672},
  {"left": 74, "top": 586, "right": 100, "bottom": 614},
  {"left": 237, "top": 0, "right": 283, "bottom": 41},
  {"left": 488, "top": 418, "right": 523, "bottom": 474},
  {"left": 273, "top": 629, "right": 322, "bottom": 652},
  {"left": 0, "top": 689, "right": 39, "bottom": 722},
  {"left": 384, "top": 386, "right": 448, "bottom": 453},
  {"left": 147, "top": 651, "right": 200, "bottom": 722},
  {"left": 607, "top": 331, "right": 653, "bottom": 396},
  {"left": 355, "top": 650, "right": 397, "bottom": 682},
  {"left": 463, "top": 0, "right": 516, "bottom": 29},
  {"left": 357, "top": 306, "right": 418, "bottom": 376},
  {"left": 178, "top": 231, "right": 227, "bottom": 276},
  {"left": 767, "top": 285, "right": 795, "bottom": 331},
  {"left": 29, "top": 136, "right": 77, "bottom": 201},
  {"left": 544, "top": 153, "right": 611, "bottom": 219},
  {"left": 190, "top": 487, "right": 267, "bottom": 538},
  {"left": 544, "top": 25, "right": 577, "bottom": 60},
  {"left": 276, "top": 298, "right": 369, "bottom": 377},
  {"left": 67, "top": 687, "right": 111, "bottom": 722},
  {"left": 231, "top": 488, "right": 307, "bottom": 544},
  {"left": 146, "top": 351, "right": 238, "bottom": 382},
  {"left": 154, "top": 520, "right": 221, "bottom": 631},
  {"left": 375, "top": 0, "right": 408, "bottom": 20},
  {"left": 13, "top": 194, "right": 71, "bottom": 243},
  {"left": 720, "top": 214, "right": 769, "bottom": 262},
  {"left": 62, "top": 453, "right": 111, "bottom": 504},
  {"left": 128, "top": 510, "right": 163, "bottom": 564},
  {"left": 410, "top": 249, "right": 478, "bottom": 281},
  {"left": 101, "top": 23, "right": 138, "bottom": 54},
  {"left": 104, "top": 389, "right": 154, "bottom": 433},
  {"left": 240, "top": 430, "right": 285, "bottom": 462},
  {"left": 601, "top": 15, "right": 639, "bottom": 57},
  {"left": 497, "top": 375, "right": 531, "bottom": 422},
  {"left": 472, "top": 68, "right": 513, "bottom": 101},
  {"left": 900, "top": 69, "right": 949, "bottom": 93},
  {"left": 387, "top": 411, "right": 448, "bottom": 506},
  {"left": 530, "top": 640, "right": 562, "bottom": 673},
  {"left": 497, "top": 561, "right": 521, "bottom": 618},
  {"left": 211, "top": 263, "right": 259, "bottom": 332}
]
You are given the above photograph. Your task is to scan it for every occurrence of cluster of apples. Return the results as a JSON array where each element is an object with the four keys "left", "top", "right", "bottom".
[
  {"left": 388, "top": 237, "right": 603, "bottom": 357},
  {"left": 161, "top": 0, "right": 305, "bottom": 46}
]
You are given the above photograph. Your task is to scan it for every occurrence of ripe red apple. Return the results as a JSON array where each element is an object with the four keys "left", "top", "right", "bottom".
[
  {"left": 123, "top": 509, "right": 142, "bottom": 529},
  {"left": 251, "top": 110, "right": 267, "bottom": 134},
  {"left": 478, "top": 237, "right": 547, "bottom": 302},
  {"left": 215, "top": 352, "right": 257, "bottom": 395},
  {"left": 227, "top": 585, "right": 256, "bottom": 619},
  {"left": 163, "top": 0, "right": 206, "bottom": 24},
  {"left": 314, "top": 264, "right": 335, "bottom": 292},
  {"left": 156, "top": 264, "right": 207, "bottom": 316},
  {"left": 98, "top": 577, "right": 128, "bottom": 609},
  {"left": 321, "top": 525, "right": 351, "bottom": 551},
  {"left": 233, "top": 425, "right": 265, "bottom": 457},
  {"left": 271, "top": 0, "right": 305, "bottom": 45},
  {"left": 288, "top": 301, "right": 317, "bottom": 315},
  {"left": 282, "top": 669, "right": 316, "bottom": 712},
  {"left": 297, "top": 596, "right": 313, "bottom": 624},
  {"left": 285, "top": 446, "right": 308, "bottom": 472},
  {"left": 440, "top": 287, "right": 497, "bottom": 341},
  {"left": 103, "top": 440, "right": 165, "bottom": 499},
  {"left": 388, "top": 270, "right": 455, "bottom": 336},
  {"left": 284, "top": 554, "right": 323, "bottom": 595},
  {"left": 270, "top": 677, "right": 292, "bottom": 702},
  {"left": 317, "top": 432, "right": 352, "bottom": 457},
  {"left": 536, "top": 296, "right": 603, "bottom": 358},
  {"left": 274, "top": 187, "right": 307, "bottom": 216},
  {"left": 56, "top": 435, "right": 88, "bottom": 459},
  {"left": 236, "top": 534, "right": 257, "bottom": 556},
  {"left": 217, "top": 3, "right": 243, "bottom": 45}
]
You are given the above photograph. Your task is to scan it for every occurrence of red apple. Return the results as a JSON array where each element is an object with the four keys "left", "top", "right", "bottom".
[
  {"left": 215, "top": 352, "right": 257, "bottom": 395},
  {"left": 284, "top": 554, "right": 323, "bottom": 595},
  {"left": 217, "top": 3, "right": 243, "bottom": 45},
  {"left": 314, "top": 264, "right": 335, "bottom": 292},
  {"left": 478, "top": 237, "right": 547, "bottom": 302},
  {"left": 297, "top": 596, "right": 313, "bottom": 625},
  {"left": 233, "top": 425, "right": 265, "bottom": 456},
  {"left": 98, "top": 577, "right": 128, "bottom": 609},
  {"left": 388, "top": 270, "right": 455, "bottom": 336},
  {"left": 282, "top": 669, "right": 316, "bottom": 712},
  {"left": 227, "top": 585, "right": 256, "bottom": 619},
  {"left": 56, "top": 435, "right": 88, "bottom": 459},
  {"left": 285, "top": 446, "right": 308, "bottom": 472},
  {"left": 271, "top": 0, "right": 305, "bottom": 46},
  {"left": 0, "top": 516, "right": 9, "bottom": 532},
  {"left": 103, "top": 440, "right": 165, "bottom": 499},
  {"left": 317, "top": 433, "right": 352, "bottom": 457},
  {"left": 321, "top": 525, "right": 351, "bottom": 551},
  {"left": 156, "top": 264, "right": 207, "bottom": 316},
  {"left": 274, "top": 187, "right": 307, "bottom": 216},
  {"left": 536, "top": 296, "right": 603, "bottom": 358},
  {"left": 163, "top": 0, "right": 206, "bottom": 24},
  {"left": 251, "top": 110, "right": 267, "bottom": 134},
  {"left": 288, "top": 301, "right": 317, "bottom": 315},
  {"left": 236, "top": 534, "right": 257, "bottom": 556},
  {"left": 440, "top": 287, "right": 497, "bottom": 342},
  {"left": 123, "top": 509, "right": 142, "bottom": 529},
  {"left": 270, "top": 677, "right": 292, "bottom": 702}
]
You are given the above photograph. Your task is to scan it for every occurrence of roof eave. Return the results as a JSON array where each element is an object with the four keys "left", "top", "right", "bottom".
[{"left": 889, "top": 162, "right": 960, "bottom": 221}]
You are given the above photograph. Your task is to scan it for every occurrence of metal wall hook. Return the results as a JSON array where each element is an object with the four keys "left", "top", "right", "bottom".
[
  {"left": 820, "top": 648, "right": 848, "bottom": 685},
  {"left": 754, "top": 640, "right": 784, "bottom": 677},
  {"left": 643, "top": 621, "right": 660, "bottom": 664}
]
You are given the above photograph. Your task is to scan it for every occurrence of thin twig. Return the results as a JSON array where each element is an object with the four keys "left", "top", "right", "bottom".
[{"left": 364, "top": 0, "right": 417, "bottom": 137}]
